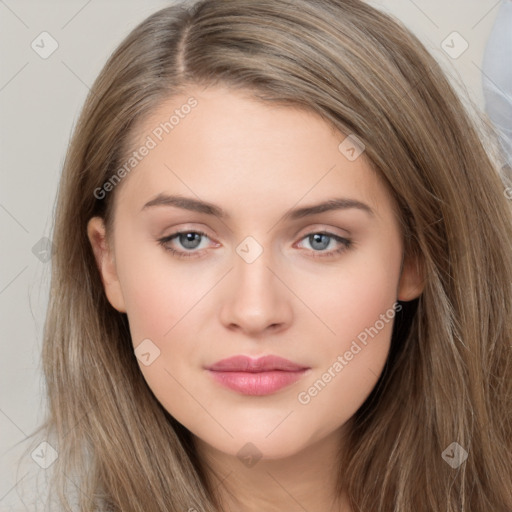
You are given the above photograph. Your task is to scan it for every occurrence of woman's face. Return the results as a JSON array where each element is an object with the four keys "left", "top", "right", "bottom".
[{"left": 88, "top": 84, "right": 422, "bottom": 461}]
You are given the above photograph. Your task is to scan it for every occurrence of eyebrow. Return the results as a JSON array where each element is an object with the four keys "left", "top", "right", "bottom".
[{"left": 141, "top": 193, "right": 375, "bottom": 220}]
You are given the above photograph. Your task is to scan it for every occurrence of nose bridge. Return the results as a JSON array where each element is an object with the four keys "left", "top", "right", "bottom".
[
  {"left": 233, "top": 237, "right": 279, "bottom": 306},
  {"left": 219, "top": 235, "right": 292, "bottom": 334},
  {"left": 235, "top": 242, "right": 273, "bottom": 292}
]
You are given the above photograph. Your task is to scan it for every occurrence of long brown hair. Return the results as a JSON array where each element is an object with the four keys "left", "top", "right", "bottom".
[{"left": 19, "top": 0, "right": 512, "bottom": 510}]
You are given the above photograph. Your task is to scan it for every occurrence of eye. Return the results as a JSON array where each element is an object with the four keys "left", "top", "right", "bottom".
[
  {"left": 157, "top": 230, "right": 215, "bottom": 259},
  {"left": 157, "top": 230, "right": 352, "bottom": 260},
  {"left": 296, "top": 232, "right": 352, "bottom": 258}
]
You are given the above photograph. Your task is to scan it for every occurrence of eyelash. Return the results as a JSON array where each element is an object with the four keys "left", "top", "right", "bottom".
[{"left": 157, "top": 230, "right": 352, "bottom": 260}]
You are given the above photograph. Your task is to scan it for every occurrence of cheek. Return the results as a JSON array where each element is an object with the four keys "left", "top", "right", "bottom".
[
  {"left": 116, "top": 257, "right": 209, "bottom": 411},
  {"left": 116, "top": 239, "right": 212, "bottom": 343},
  {"left": 335, "top": 264, "right": 398, "bottom": 343},
  {"left": 305, "top": 240, "right": 402, "bottom": 352},
  {"left": 121, "top": 275, "right": 180, "bottom": 343},
  {"left": 293, "top": 271, "right": 399, "bottom": 437},
  {"left": 295, "top": 242, "right": 401, "bottom": 409}
]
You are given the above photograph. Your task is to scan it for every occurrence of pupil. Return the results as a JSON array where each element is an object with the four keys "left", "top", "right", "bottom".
[
  {"left": 311, "top": 233, "right": 329, "bottom": 250},
  {"left": 181, "top": 232, "right": 200, "bottom": 249}
]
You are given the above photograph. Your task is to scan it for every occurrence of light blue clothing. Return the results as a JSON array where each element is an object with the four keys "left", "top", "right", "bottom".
[{"left": 482, "top": 0, "right": 512, "bottom": 169}]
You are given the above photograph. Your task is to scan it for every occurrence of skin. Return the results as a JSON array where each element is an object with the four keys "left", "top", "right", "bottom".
[{"left": 88, "top": 84, "right": 423, "bottom": 512}]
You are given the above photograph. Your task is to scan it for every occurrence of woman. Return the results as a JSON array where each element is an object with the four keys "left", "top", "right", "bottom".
[{"left": 21, "top": 0, "right": 512, "bottom": 510}]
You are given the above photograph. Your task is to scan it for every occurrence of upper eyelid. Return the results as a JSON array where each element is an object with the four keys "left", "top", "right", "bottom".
[
  {"left": 162, "top": 228, "right": 348, "bottom": 247},
  {"left": 163, "top": 222, "right": 350, "bottom": 238}
]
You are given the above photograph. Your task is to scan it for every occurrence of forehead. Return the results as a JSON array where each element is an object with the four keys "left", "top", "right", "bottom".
[{"left": 114, "top": 85, "right": 391, "bottom": 221}]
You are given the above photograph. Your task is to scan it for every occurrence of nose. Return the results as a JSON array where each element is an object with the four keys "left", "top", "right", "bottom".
[{"left": 218, "top": 247, "right": 293, "bottom": 337}]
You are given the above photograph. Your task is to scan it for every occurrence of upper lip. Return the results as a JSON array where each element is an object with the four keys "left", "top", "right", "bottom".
[{"left": 206, "top": 355, "right": 309, "bottom": 372}]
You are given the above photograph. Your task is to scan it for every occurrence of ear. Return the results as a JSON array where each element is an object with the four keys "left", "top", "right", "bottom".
[
  {"left": 397, "top": 253, "right": 425, "bottom": 302},
  {"left": 87, "top": 216, "right": 126, "bottom": 313}
]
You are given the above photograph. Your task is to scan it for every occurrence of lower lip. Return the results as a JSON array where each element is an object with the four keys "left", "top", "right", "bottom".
[{"left": 207, "top": 369, "right": 308, "bottom": 396}]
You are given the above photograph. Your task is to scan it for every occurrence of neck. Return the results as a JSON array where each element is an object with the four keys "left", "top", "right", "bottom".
[{"left": 193, "top": 427, "right": 353, "bottom": 512}]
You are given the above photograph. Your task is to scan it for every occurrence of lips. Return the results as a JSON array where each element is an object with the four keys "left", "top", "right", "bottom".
[
  {"left": 206, "top": 355, "right": 308, "bottom": 372},
  {"left": 206, "top": 355, "right": 310, "bottom": 396}
]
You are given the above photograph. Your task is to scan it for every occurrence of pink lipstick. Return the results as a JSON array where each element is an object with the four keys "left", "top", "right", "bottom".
[{"left": 206, "top": 355, "right": 310, "bottom": 396}]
